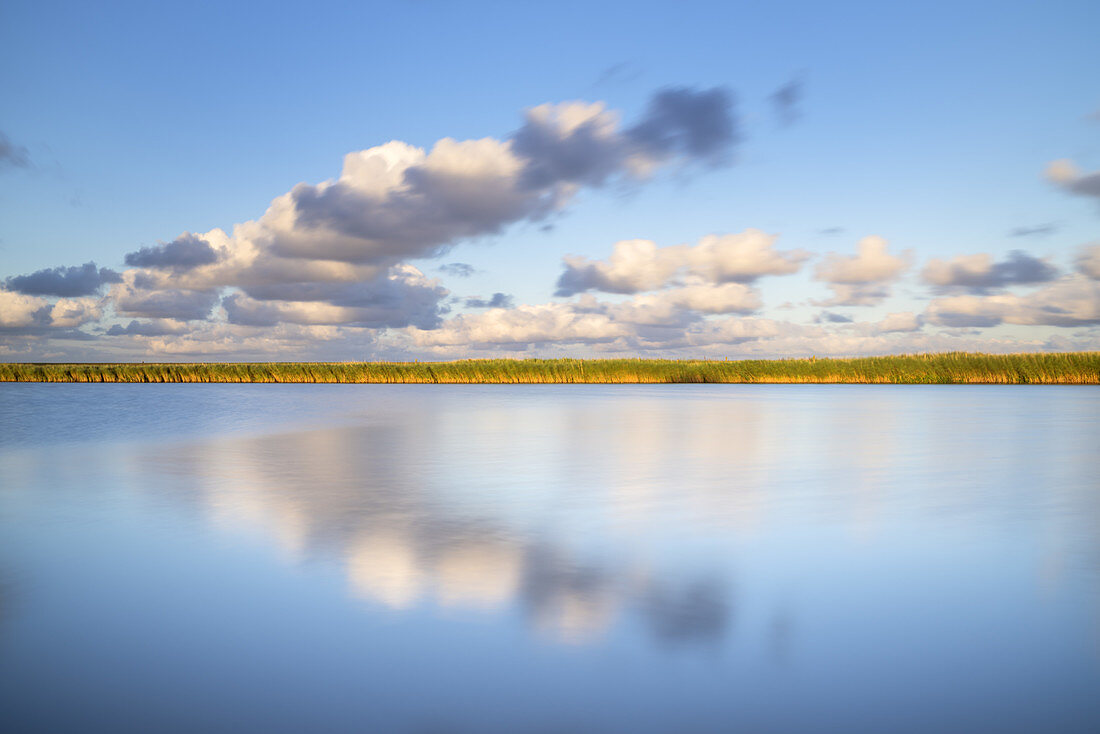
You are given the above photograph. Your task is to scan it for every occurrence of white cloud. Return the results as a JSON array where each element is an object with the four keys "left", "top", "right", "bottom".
[
  {"left": 926, "top": 276, "right": 1100, "bottom": 327},
  {"left": 0, "top": 290, "right": 48, "bottom": 328},
  {"left": 556, "top": 229, "right": 808, "bottom": 296},
  {"left": 875, "top": 311, "right": 922, "bottom": 333},
  {"left": 814, "top": 236, "right": 908, "bottom": 305}
]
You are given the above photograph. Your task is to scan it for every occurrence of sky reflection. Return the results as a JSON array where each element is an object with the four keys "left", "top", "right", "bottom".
[{"left": 1, "top": 385, "right": 1099, "bottom": 733}]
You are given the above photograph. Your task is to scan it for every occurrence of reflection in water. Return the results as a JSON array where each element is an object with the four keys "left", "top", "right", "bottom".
[
  {"left": 1, "top": 385, "right": 1099, "bottom": 734},
  {"left": 139, "top": 419, "right": 734, "bottom": 647}
]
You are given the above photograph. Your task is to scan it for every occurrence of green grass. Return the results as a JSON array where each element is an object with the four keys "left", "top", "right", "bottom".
[{"left": 1, "top": 352, "right": 1098, "bottom": 384}]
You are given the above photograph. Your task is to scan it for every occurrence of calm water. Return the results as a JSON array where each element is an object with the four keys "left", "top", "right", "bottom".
[{"left": 1, "top": 384, "right": 1098, "bottom": 733}]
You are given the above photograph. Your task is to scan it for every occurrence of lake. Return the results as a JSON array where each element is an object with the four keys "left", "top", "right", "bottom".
[{"left": 1, "top": 384, "right": 1098, "bottom": 733}]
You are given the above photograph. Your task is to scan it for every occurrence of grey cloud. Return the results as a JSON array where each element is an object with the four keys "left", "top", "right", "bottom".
[
  {"left": 594, "top": 61, "right": 643, "bottom": 87},
  {"left": 922, "top": 250, "right": 1060, "bottom": 293},
  {"left": 0, "top": 132, "right": 31, "bottom": 170},
  {"left": 513, "top": 107, "right": 635, "bottom": 190},
  {"left": 105, "top": 319, "right": 188, "bottom": 337},
  {"left": 1076, "top": 244, "right": 1100, "bottom": 280},
  {"left": 925, "top": 277, "right": 1100, "bottom": 328},
  {"left": 816, "top": 311, "right": 853, "bottom": 324},
  {"left": 1047, "top": 159, "right": 1100, "bottom": 203},
  {"left": 627, "top": 86, "right": 737, "bottom": 162},
  {"left": 287, "top": 86, "right": 738, "bottom": 267},
  {"left": 515, "top": 86, "right": 737, "bottom": 188},
  {"left": 465, "top": 293, "right": 514, "bottom": 309},
  {"left": 1009, "top": 223, "right": 1058, "bottom": 238},
  {"left": 769, "top": 75, "right": 804, "bottom": 127},
  {"left": 990, "top": 251, "right": 1060, "bottom": 286},
  {"left": 439, "top": 262, "right": 476, "bottom": 278},
  {"left": 288, "top": 160, "right": 553, "bottom": 263},
  {"left": 5, "top": 262, "right": 120, "bottom": 296},
  {"left": 114, "top": 288, "right": 219, "bottom": 321},
  {"left": 124, "top": 234, "right": 219, "bottom": 270},
  {"left": 226, "top": 270, "right": 449, "bottom": 329},
  {"left": 818, "top": 227, "right": 845, "bottom": 236}
]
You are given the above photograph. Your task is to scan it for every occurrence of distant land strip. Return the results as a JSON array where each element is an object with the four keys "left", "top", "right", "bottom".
[{"left": 1, "top": 353, "right": 1098, "bottom": 384}]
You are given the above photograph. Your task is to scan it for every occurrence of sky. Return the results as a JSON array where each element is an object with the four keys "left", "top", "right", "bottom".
[{"left": 1, "top": 0, "right": 1098, "bottom": 361}]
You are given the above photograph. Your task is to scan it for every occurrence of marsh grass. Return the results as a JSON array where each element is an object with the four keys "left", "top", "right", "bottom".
[{"left": 1, "top": 352, "right": 1097, "bottom": 384}]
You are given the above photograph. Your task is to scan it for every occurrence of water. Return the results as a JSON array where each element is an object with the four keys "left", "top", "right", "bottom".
[{"left": 1, "top": 384, "right": 1098, "bottom": 733}]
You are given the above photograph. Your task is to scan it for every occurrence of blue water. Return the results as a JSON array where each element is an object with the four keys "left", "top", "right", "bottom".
[{"left": 1, "top": 384, "right": 1098, "bottom": 733}]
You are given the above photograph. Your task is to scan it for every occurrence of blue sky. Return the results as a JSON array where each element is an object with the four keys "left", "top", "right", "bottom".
[{"left": 1, "top": 0, "right": 1098, "bottom": 360}]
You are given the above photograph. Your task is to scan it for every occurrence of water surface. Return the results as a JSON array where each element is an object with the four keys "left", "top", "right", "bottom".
[{"left": 1, "top": 385, "right": 1098, "bottom": 733}]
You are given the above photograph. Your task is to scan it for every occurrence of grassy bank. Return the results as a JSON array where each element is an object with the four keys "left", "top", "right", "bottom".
[{"left": 1, "top": 353, "right": 1098, "bottom": 384}]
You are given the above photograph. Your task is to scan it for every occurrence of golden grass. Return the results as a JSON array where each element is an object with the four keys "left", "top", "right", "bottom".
[{"left": 1, "top": 352, "right": 1098, "bottom": 384}]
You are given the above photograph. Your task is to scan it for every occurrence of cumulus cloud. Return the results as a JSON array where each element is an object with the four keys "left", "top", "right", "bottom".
[
  {"left": 111, "top": 281, "right": 220, "bottom": 321},
  {"left": 465, "top": 293, "right": 515, "bottom": 309},
  {"left": 875, "top": 312, "right": 922, "bottom": 333},
  {"left": 105, "top": 319, "right": 189, "bottom": 337},
  {"left": 286, "top": 86, "right": 736, "bottom": 267},
  {"left": 814, "top": 236, "right": 908, "bottom": 305},
  {"left": 921, "top": 250, "right": 1059, "bottom": 293},
  {"left": 223, "top": 265, "right": 447, "bottom": 329},
  {"left": 926, "top": 276, "right": 1100, "bottom": 327},
  {"left": 0, "top": 132, "right": 31, "bottom": 170},
  {"left": 1046, "top": 159, "right": 1100, "bottom": 203},
  {"left": 124, "top": 233, "right": 220, "bottom": 271},
  {"left": 5, "top": 262, "right": 121, "bottom": 297},
  {"left": 409, "top": 303, "right": 629, "bottom": 349},
  {"left": 0, "top": 290, "right": 100, "bottom": 331},
  {"left": 0, "top": 86, "right": 736, "bottom": 353},
  {"left": 556, "top": 230, "right": 808, "bottom": 296}
]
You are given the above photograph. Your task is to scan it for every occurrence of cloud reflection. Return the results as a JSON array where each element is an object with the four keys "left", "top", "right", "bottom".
[{"left": 132, "top": 412, "right": 736, "bottom": 649}]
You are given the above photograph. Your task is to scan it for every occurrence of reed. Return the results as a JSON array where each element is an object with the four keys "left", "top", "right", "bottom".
[{"left": 1, "top": 352, "right": 1098, "bottom": 384}]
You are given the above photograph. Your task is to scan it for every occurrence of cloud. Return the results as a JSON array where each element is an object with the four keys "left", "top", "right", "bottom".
[
  {"left": 0, "top": 86, "right": 734, "bottom": 346},
  {"left": 594, "top": 61, "right": 643, "bottom": 87},
  {"left": 557, "top": 239, "right": 682, "bottom": 295},
  {"left": 0, "top": 132, "right": 30, "bottom": 170},
  {"left": 439, "top": 263, "right": 476, "bottom": 278},
  {"left": 921, "top": 250, "right": 1059, "bottom": 293},
  {"left": 465, "top": 293, "right": 514, "bottom": 309},
  {"left": 124, "top": 233, "right": 220, "bottom": 271},
  {"left": 111, "top": 282, "right": 220, "bottom": 321},
  {"left": 816, "top": 311, "right": 853, "bottom": 324},
  {"left": 1009, "top": 223, "right": 1058, "bottom": 237},
  {"left": 1075, "top": 243, "right": 1100, "bottom": 280},
  {"left": 769, "top": 75, "right": 804, "bottom": 126},
  {"left": 628, "top": 86, "right": 737, "bottom": 163},
  {"left": 223, "top": 265, "right": 447, "bottom": 329},
  {"left": 556, "top": 230, "right": 808, "bottom": 296},
  {"left": 286, "top": 86, "right": 737, "bottom": 267},
  {"left": 814, "top": 236, "right": 908, "bottom": 305},
  {"left": 0, "top": 290, "right": 49, "bottom": 328},
  {"left": 0, "top": 290, "right": 101, "bottom": 331},
  {"left": 1046, "top": 159, "right": 1100, "bottom": 203},
  {"left": 5, "top": 262, "right": 120, "bottom": 296},
  {"left": 105, "top": 319, "right": 189, "bottom": 337},
  {"left": 875, "top": 312, "right": 922, "bottom": 333},
  {"left": 408, "top": 303, "right": 629, "bottom": 348},
  {"left": 925, "top": 276, "right": 1100, "bottom": 327}
]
